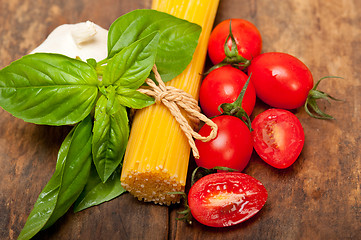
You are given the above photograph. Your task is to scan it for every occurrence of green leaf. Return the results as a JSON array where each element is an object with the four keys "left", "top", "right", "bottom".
[
  {"left": 103, "top": 31, "right": 160, "bottom": 89},
  {"left": 18, "top": 116, "right": 93, "bottom": 240},
  {"left": 73, "top": 164, "right": 126, "bottom": 212},
  {"left": 92, "top": 94, "right": 129, "bottom": 182},
  {"left": 104, "top": 85, "right": 122, "bottom": 115},
  {"left": 86, "top": 58, "right": 97, "bottom": 68},
  {"left": 116, "top": 87, "right": 155, "bottom": 109},
  {"left": 107, "top": 9, "right": 201, "bottom": 82},
  {"left": 0, "top": 53, "right": 99, "bottom": 125}
]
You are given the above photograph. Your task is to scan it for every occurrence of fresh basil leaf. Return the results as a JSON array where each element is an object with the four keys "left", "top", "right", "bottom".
[
  {"left": 92, "top": 94, "right": 129, "bottom": 183},
  {"left": 86, "top": 58, "right": 97, "bottom": 68},
  {"left": 103, "top": 31, "right": 160, "bottom": 89},
  {"left": 116, "top": 87, "right": 155, "bottom": 109},
  {"left": 104, "top": 85, "right": 121, "bottom": 115},
  {"left": 0, "top": 53, "right": 99, "bottom": 125},
  {"left": 107, "top": 9, "right": 201, "bottom": 82},
  {"left": 55, "top": 127, "right": 73, "bottom": 171},
  {"left": 44, "top": 116, "right": 93, "bottom": 228},
  {"left": 73, "top": 164, "right": 126, "bottom": 213},
  {"left": 18, "top": 116, "right": 93, "bottom": 240}
]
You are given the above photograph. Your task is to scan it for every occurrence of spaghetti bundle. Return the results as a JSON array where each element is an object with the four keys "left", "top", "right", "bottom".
[{"left": 120, "top": 0, "right": 220, "bottom": 205}]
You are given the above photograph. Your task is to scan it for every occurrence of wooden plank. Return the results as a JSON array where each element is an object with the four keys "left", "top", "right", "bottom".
[
  {"left": 170, "top": 0, "right": 361, "bottom": 239},
  {"left": 0, "top": 0, "right": 360, "bottom": 239}
]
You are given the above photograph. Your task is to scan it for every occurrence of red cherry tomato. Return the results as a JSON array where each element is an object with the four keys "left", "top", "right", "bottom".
[
  {"left": 188, "top": 172, "right": 268, "bottom": 227},
  {"left": 248, "top": 52, "right": 314, "bottom": 109},
  {"left": 251, "top": 108, "right": 305, "bottom": 169},
  {"left": 208, "top": 19, "right": 262, "bottom": 65},
  {"left": 199, "top": 65, "right": 256, "bottom": 118},
  {"left": 195, "top": 115, "right": 253, "bottom": 172}
]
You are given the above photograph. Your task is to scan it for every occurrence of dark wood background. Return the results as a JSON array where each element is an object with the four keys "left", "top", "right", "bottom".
[{"left": 1, "top": 0, "right": 360, "bottom": 239}]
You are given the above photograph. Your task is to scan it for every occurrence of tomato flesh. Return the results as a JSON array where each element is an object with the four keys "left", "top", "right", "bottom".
[
  {"left": 195, "top": 115, "right": 253, "bottom": 172},
  {"left": 188, "top": 172, "right": 268, "bottom": 227},
  {"left": 248, "top": 52, "right": 314, "bottom": 109},
  {"left": 208, "top": 19, "right": 262, "bottom": 65},
  {"left": 251, "top": 109, "right": 305, "bottom": 169},
  {"left": 199, "top": 65, "right": 256, "bottom": 118}
]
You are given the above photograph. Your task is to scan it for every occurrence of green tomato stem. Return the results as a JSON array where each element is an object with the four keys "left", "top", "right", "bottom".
[
  {"left": 304, "top": 76, "right": 343, "bottom": 119},
  {"left": 219, "top": 74, "right": 253, "bottom": 131}
]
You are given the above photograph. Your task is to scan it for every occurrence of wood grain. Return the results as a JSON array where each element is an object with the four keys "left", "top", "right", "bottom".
[{"left": 0, "top": 0, "right": 360, "bottom": 239}]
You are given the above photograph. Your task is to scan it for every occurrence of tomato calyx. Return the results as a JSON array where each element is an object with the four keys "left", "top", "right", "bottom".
[
  {"left": 305, "top": 76, "right": 343, "bottom": 119},
  {"left": 206, "top": 20, "right": 251, "bottom": 75},
  {"left": 219, "top": 74, "right": 253, "bottom": 130},
  {"left": 167, "top": 191, "right": 193, "bottom": 224}
]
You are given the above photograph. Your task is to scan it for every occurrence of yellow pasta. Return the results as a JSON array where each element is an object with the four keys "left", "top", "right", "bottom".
[{"left": 120, "top": 0, "right": 220, "bottom": 205}]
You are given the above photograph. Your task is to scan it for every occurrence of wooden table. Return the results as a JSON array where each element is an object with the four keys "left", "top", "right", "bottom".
[{"left": 1, "top": 0, "right": 360, "bottom": 239}]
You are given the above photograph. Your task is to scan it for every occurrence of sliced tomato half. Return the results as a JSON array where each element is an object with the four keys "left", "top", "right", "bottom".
[
  {"left": 188, "top": 172, "right": 267, "bottom": 227},
  {"left": 251, "top": 108, "right": 305, "bottom": 169}
]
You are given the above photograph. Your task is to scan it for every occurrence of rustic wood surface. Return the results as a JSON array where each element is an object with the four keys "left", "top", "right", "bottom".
[{"left": 0, "top": 0, "right": 360, "bottom": 239}]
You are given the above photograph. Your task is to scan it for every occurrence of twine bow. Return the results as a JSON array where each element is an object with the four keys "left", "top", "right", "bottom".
[{"left": 138, "top": 65, "right": 218, "bottom": 159}]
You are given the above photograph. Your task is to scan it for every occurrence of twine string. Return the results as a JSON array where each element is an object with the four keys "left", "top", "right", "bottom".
[{"left": 138, "top": 65, "right": 218, "bottom": 159}]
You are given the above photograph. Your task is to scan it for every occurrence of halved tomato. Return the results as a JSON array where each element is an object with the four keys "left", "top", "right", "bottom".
[
  {"left": 188, "top": 172, "right": 267, "bottom": 227},
  {"left": 251, "top": 108, "right": 305, "bottom": 169}
]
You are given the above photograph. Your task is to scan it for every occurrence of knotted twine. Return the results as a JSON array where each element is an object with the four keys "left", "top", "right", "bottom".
[{"left": 138, "top": 65, "right": 218, "bottom": 159}]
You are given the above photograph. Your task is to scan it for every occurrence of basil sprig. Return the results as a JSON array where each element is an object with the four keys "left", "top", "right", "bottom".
[{"left": 0, "top": 9, "right": 201, "bottom": 240}]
